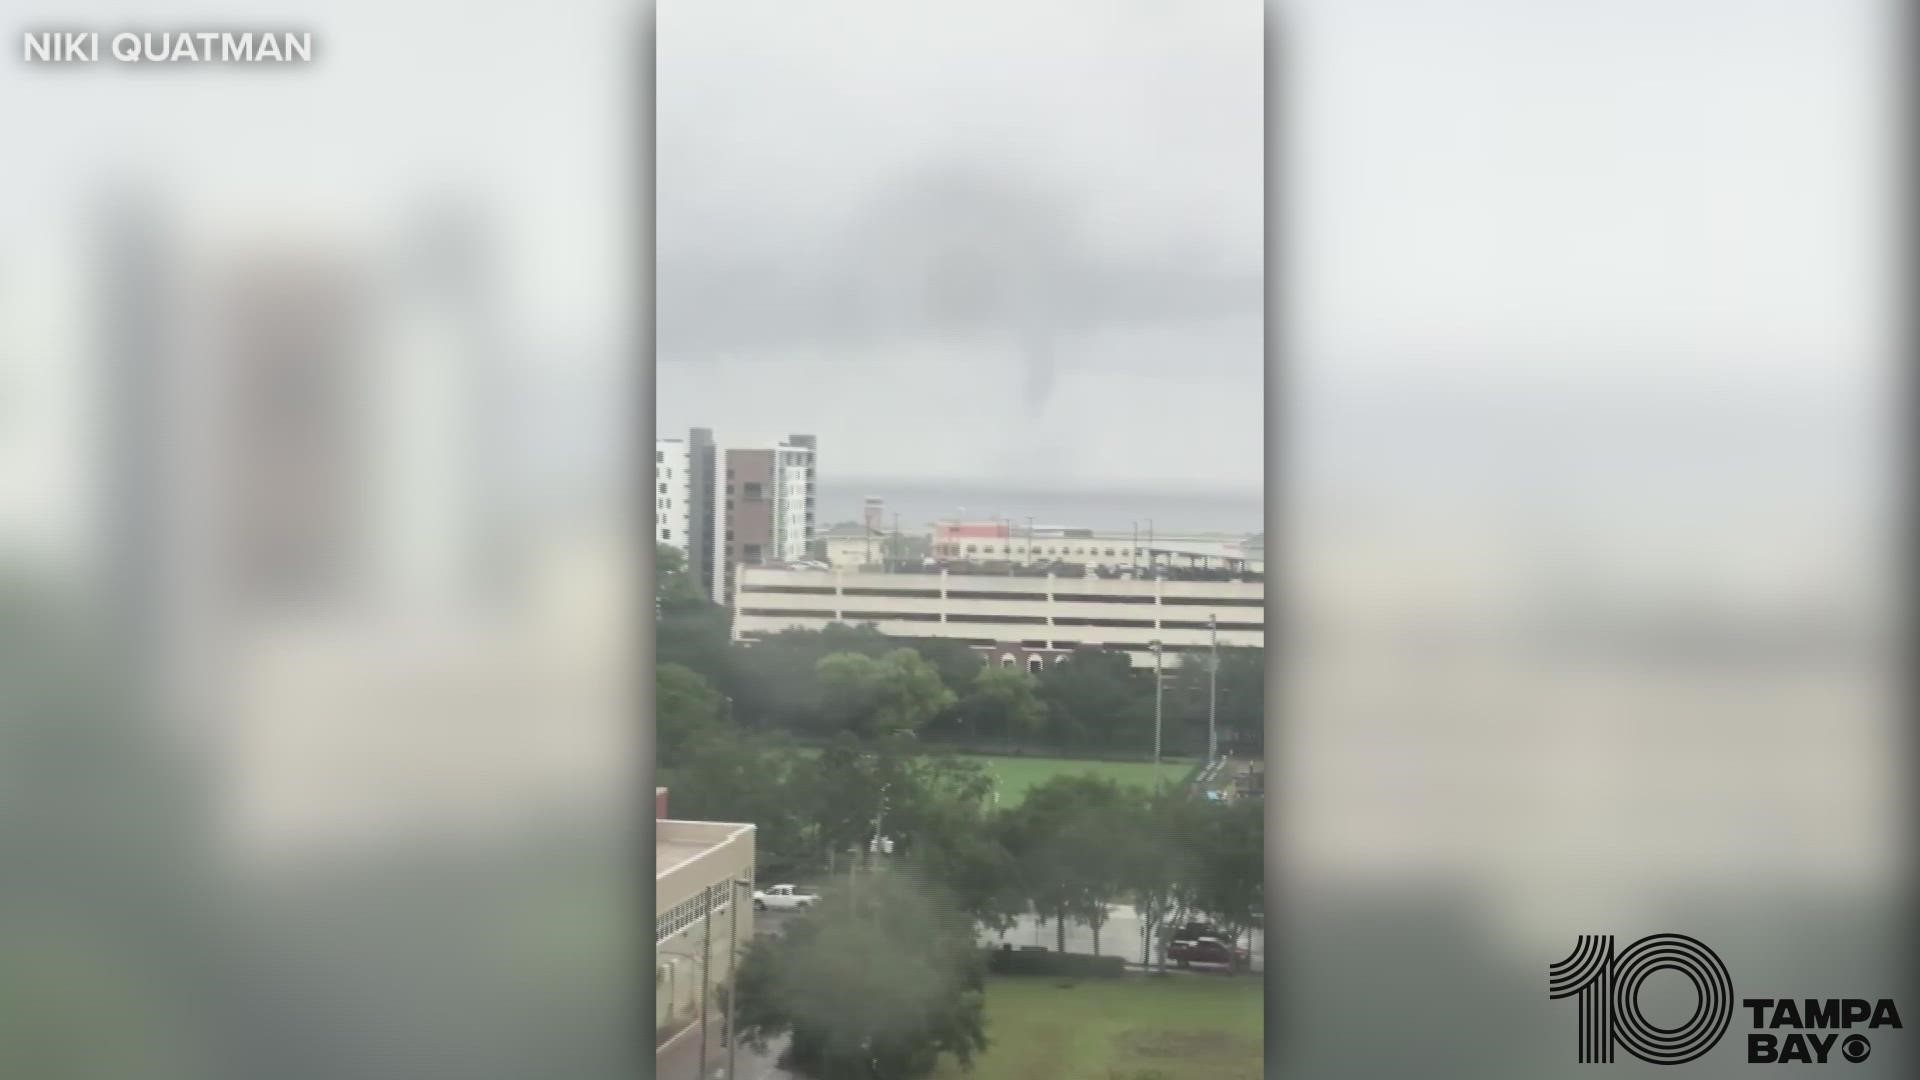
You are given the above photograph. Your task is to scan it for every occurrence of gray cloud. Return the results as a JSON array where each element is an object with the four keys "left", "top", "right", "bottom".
[
  {"left": 656, "top": 0, "right": 1265, "bottom": 489},
  {"left": 659, "top": 160, "right": 1262, "bottom": 417}
]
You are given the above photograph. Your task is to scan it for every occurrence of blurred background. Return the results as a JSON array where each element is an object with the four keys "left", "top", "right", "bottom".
[
  {"left": 2, "top": 2, "right": 637, "bottom": 1078},
  {"left": 1279, "top": 0, "right": 1907, "bottom": 1076}
]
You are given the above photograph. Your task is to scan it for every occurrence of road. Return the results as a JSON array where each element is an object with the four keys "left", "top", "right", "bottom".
[
  {"left": 665, "top": 905, "right": 1258, "bottom": 1080},
  {"left": 769, "top": 902, "right": 1263, "bottom": 971},
  {"left": 979, "top": 904, "right": 1265, "bottom": 972}
]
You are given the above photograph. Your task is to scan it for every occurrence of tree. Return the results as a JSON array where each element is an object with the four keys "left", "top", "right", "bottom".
[
  {"left": 659, "top": 732, "right": 815, "bottom": 881},
  {"left": 654, "top": 544, "right": 735, "bottom": 697},
  {"left": 1035, "top": 648, "right": 1150, "bottom": 753},
  {"left": 1187, "top": 798, "right": 1263, "bottom": 958},
  {"left": 1120, "top": 784, "right": 1203, "bottom": 967},
  {"left": 904, "top": 637, "right": 986, "bottom": 702},
  {"left": 733, "top": 867, "right": 988, "bottom": 1080},
  {"left": 654, "top": 544, "right": 707, "bottom": 614},
  {"left": 955, "top": 665, "right": 1045, "bottom": 745},
  {"left": 1167, "top": 646, "right": 1264, "bottom": 757},
  {"left": 882, "top": 753, "right": 1017, "bottom": 930},
  {"left": 1001, "top": 774, "right": 1132, "bottom": 954},
  {"left": 731, "top": 623, "right": 894, "bottom": 733},
  {"left": 654, "top": 662, "right": 724, "bottom": 768},
  {"left": 816, "top": 649, "right": 955, "bottom": 738}
]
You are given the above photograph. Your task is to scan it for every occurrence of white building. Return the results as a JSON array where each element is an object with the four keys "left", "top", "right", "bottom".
[
  {"left": 655, "top": 437, "right": 693, "bottom": 556},
  {"left": 731, "top": 565, "right": 1263, "bottom": 670},
  {"left": 932, "top": 520, "right": 1262, "bottom": 575}
]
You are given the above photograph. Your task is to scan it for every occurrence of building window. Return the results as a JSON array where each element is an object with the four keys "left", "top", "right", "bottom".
[
  {"left": 743, "top": 544, "right": 763, "bottom": 563},
  {"left": 1027, "top": 657, "right": 1044, "bottom": 674},
  {"left": 661, "top": 529, "right": 671, "bottom": 540},
  {"left": 1000, "top": 654, "right": 1016, "bottom": 668},
  {"left": 656, "top": 450, "right": 664, "bottom": 462},
  {"left": 744, "top": 482, "right": 764, "bottom": 500}
]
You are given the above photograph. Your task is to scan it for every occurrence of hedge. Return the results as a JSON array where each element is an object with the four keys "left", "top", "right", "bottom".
[{"left": 984, "top": 946, "right": 1128, "bottom": 978}]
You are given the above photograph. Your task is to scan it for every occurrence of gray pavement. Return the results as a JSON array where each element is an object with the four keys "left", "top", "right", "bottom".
[{"left": 979, "top": 904, "right": 1264, "bottom": 971}]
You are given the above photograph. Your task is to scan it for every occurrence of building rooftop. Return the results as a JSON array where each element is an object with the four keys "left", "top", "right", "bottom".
[
  {"left": 738, "top": 564, "right": 1265, "bottom": 590},
  {"left": 656, "top": 819, "right": 755, "bottom": 881}
]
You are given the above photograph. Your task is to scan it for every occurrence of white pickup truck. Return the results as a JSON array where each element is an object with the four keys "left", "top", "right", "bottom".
[{"left": 752, "top": 884, "right": 821, "bottom": 912}]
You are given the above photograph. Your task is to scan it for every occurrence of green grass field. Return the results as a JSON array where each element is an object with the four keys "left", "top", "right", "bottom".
[
  {"left": 936, "top": 974, "right": 1263, "bottom": 1080},
  {"left": 967, "top": 756, "right": 1192, "bottom": 806},
  {"left": 789, "top": 748, "right": 1192, "bottom": 806}
]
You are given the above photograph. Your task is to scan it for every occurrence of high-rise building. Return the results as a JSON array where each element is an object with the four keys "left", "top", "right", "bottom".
[
  {"left": 654, "top": 428, "right": 717, "bottom": 590},
  {"left": 686, "top": 427, "right": 717, "bottom": 591},
  {"left": 710, "top": 435, "right": 815, "bottom": 602},
  {"left": 655, "top": 437, "right": 692, "bottom": 554},
  {"left": 785, "top": 433, "right": 818, "bottom": 559}
]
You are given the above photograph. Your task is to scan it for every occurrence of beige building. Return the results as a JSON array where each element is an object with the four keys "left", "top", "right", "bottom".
[
  {"left": 732, "top": 565, "right": 1263, "bottom": 670},
  {"left": 711, "top": 435, "right": 816, "bottom": 602},
  {"left": 656, "top": 792, "right": 756, "bottom": 1080}
]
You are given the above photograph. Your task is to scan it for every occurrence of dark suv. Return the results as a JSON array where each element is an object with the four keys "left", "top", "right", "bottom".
[{"left": 1167, "top": 934, "right": 1250, "bottom": 971}]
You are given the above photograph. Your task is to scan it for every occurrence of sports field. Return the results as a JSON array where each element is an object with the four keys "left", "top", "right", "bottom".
[
  {"left": 787, "top": 749, "right": 1191, "bottom": 805},
  {"left": 967, "top": 755, "right": 1192, "bottom": 805},
  {"left": 935, "top": 974, "right": 1263, "bottom": 1080}
]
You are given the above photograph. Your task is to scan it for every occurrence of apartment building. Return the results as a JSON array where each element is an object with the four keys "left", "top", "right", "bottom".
[
  {"left": 710, "top": 434, "right": 816, "bottom": 602},
  {"left": 655, "top": 437, "right": 692, "bottom": 553},
  {"left": 655, "top": 428, "right": 717, "bottom": 586},
  {"left": 731, "top": 565, "right": 1263, "bottom": 669},
  {"left": 656, "top": 789, "right": 756, "bottom": 1080}
]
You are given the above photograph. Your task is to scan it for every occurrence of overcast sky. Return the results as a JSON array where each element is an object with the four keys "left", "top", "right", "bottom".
[
  {"left": 655, "top": 0, "right": 1266, "bottom": 493},
  {"left": 2, "top": 0, "right": 1895, "bottom": 514}
]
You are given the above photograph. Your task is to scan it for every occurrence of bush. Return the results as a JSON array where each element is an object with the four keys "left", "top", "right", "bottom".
[{"left": 984, "top": 946, "right": 1127, "bottom": 978}]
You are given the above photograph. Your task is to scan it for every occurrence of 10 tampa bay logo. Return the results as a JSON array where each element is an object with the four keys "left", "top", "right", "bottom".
[{"left": 1549, "top": 934, "right": 1901, "bottom": 1065}]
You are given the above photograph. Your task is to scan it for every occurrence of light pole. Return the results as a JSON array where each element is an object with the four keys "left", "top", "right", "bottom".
[
  {"left": 1207, "top": 614, "right": 1219, "bottom": 764},
  {"left": 1150, "top": 640, "right": 1164, "bottom": 768}
]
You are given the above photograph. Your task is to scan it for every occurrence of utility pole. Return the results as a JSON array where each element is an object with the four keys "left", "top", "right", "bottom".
[
  {"left": 1207, "top": 614, "right": 1219, "bottom": 764},
  {"left": 700, "top": 886, "right": 713, "bottom": 1079},
  {"left": 724, "top": 877, "right": 750, "bottom": 1080},
  {"left": 1026, "top": 516, "right": 1034, "bottom": 566},
  {"left": 1131, "top": 521, "right": 1138, "bottom": 576},
  {"left": 1151, "top": 639, "right": 1164, "bottom": 767}
]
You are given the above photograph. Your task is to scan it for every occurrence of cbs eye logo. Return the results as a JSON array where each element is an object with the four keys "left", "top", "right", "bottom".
[{"left": 1549, "top": 934, "right": 1734, "bottom": 1065}]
